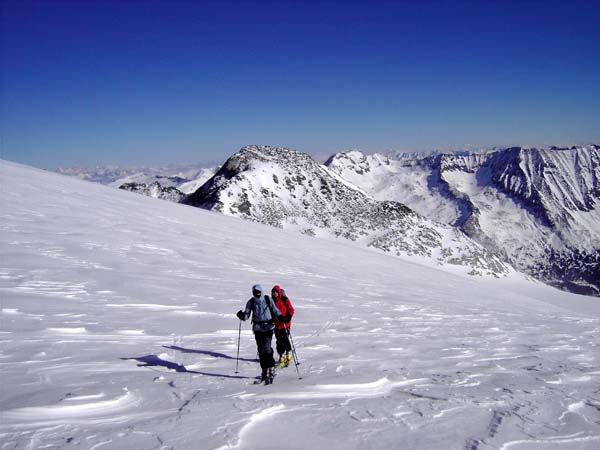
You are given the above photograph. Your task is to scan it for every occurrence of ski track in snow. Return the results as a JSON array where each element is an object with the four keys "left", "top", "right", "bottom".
[{"left": 1, "top": 160, "right": 600, "bottom": 449}]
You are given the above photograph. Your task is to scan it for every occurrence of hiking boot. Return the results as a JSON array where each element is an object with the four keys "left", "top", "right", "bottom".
[
  {"left": 275, "top": 354, "right": 285, "bottom": 368},
  {"left": 261, "top": 368, "right": 268, "bottom": 382},
  {"left": 265, "top": 367, "right": 274, "bottom": 385},
  {"left": 284, "top": 352, "right": 292, "bottom": 367}
]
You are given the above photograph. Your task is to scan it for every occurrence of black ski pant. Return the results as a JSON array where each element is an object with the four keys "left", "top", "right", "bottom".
[
  {"left": 275, "top": 328, "right": 292, "bottom": 356},
  {"left": 254, "top": 330, "right": 275, "bottom": 369}
]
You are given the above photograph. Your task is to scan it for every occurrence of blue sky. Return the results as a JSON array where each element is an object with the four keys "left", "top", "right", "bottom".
[{"left": 2, "top": 0, "right": 599, "bottom": 169}]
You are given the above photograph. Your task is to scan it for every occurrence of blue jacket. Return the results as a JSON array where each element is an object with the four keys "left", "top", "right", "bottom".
[{"left": 240, "top": 293, "right": 283, "bottom": 332}]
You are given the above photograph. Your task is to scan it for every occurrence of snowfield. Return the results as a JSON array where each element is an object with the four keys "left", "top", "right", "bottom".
[{"left": 1, "top": 160, "right": 599, "bottom": 450}]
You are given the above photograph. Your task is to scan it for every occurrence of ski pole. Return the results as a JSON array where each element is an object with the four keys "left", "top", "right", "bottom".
[
  {"left": 235, "top": 320, "right": 242, "bottom": 373},
  {"left": 287, "top": 327, "right": 300, "bottom": 365},
  {"left": 287, "top": 327, "right": 302, "bottom": 379}
]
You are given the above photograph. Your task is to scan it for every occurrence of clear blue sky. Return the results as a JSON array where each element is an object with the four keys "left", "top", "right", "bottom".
[{"left": 2, "top": 0, "right": 599, "bottom": 169}]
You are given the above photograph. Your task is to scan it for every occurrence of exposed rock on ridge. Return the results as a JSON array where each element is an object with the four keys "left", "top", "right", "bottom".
[{"left": 119, "top": 181, "right": 185, "bottom": 202}]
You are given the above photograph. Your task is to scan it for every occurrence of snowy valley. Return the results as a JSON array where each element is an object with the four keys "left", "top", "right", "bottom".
[{"left": 1, "top": 159, "right": 599, "bottom": 450}]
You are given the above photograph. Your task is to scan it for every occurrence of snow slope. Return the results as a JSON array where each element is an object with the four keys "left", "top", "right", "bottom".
[{"left": 1, "top": 160, "right": 599, "bottom": 450}]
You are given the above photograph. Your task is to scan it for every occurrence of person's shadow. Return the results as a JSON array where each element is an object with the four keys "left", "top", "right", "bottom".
[
  {"left": 122, "top": 347, "right": 258, "bottom": 380},
  {"left": 163, "top": 345, "right": 259, "bottom": 362}
]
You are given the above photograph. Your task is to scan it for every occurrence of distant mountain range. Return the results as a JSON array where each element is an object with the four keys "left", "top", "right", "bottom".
[
  {"left": 57, "top": 164, "right": 217, "bottom": 200},
  {"left": 57, "top": 144, "right": 600, "bottom": 295},
  {"left": 326, "top": 145, "right": 600, "bottom": 296}
]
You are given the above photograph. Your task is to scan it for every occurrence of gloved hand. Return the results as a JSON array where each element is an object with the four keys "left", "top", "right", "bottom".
[
  {"left": 236, "top": 310, "right": 245, "bottom": 320},
  {"left": 280, "top": 315, "right": 291, "bottom": 323}
]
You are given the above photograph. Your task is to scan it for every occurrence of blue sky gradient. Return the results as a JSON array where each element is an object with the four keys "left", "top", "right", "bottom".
[{"left": 2, "top": 0, "right": 600, "bottom": 168}]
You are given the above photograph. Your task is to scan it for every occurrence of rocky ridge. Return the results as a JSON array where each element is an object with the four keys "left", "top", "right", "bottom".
[{"left": 119, "top": 181, "right": 186, "bottom": 202}]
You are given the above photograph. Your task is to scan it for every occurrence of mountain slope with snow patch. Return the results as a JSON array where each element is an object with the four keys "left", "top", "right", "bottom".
[{"left": 326, "top": 145, "right": 600, "bottom": 295}]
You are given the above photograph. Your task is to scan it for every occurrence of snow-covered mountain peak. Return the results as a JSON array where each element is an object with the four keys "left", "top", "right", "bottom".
[
  {"left": 184, "top": 146, "right": 511, "bottom": 277},
  {"left": 239, "top": 144, "right": 314, "bottom": 161},
  {"left": 224, "top": 144, "right": 335, "bottom": 180},
  {"left": 325, "top": 149, "right": 392, "bottom": 176}
]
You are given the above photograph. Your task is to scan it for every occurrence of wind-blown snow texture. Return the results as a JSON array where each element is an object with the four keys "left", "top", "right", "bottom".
[
  {"left": 183, "top": 145, "right": 509, "bottom": 278},
  {"left": 1, "top": 159, "right": 599, "bottom": 450},
  {"left": 326, "top": 146, "right": 600, "bottom": 296}
]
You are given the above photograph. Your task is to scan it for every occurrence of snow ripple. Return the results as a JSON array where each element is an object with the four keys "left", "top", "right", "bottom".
[
  {"left": 14, "top": 280, "right": 89, "bottom": 298},
  {"left": 263, "top": 377, "right": 428, "bottom": 400},
  {"left": 216, "top": 405, "right": 286, "bottom": 450},
  {"left": 499, "top": 434, "right": 600, "bottom": 449},
  {"left": 46, "top": 327, "right": 87, "bottom": 334},
  {"left": 2, "top": 389, "right": 141, "bottom": 427}
]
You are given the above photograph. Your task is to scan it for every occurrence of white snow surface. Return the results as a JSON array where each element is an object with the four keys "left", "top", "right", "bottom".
[{"left": 1, "top": 159, "right": 600, "bottom": 450}]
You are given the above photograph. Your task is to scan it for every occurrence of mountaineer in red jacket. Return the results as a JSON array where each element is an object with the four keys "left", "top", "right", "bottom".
[{"left": 271, "top": 285, "right": 295, "bottom": 367}]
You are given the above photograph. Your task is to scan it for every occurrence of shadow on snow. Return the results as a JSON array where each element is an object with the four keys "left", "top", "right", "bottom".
[
  {"left": 121, "top": 353, "right": 257, "bottom": 380},
  {"left": 163, "top": 345, "right": 259, "bottom": 363}
]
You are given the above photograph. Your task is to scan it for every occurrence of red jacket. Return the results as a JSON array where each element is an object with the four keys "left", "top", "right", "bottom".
[{"left": 272, "top": 285, "right": 294, "bottom": 330}]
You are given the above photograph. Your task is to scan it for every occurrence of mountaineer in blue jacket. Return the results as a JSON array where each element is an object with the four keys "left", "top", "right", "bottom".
[{"left": 236, "top": 284, "right": 288, "bottom": 384}]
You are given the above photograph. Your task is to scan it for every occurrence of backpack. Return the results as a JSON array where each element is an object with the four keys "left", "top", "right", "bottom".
[
  {"left": 251, "top": 294, "right": 277, "bottom": 325},
  {"left": 279, "top": 289, "right": 294, "bottom": 320}
]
